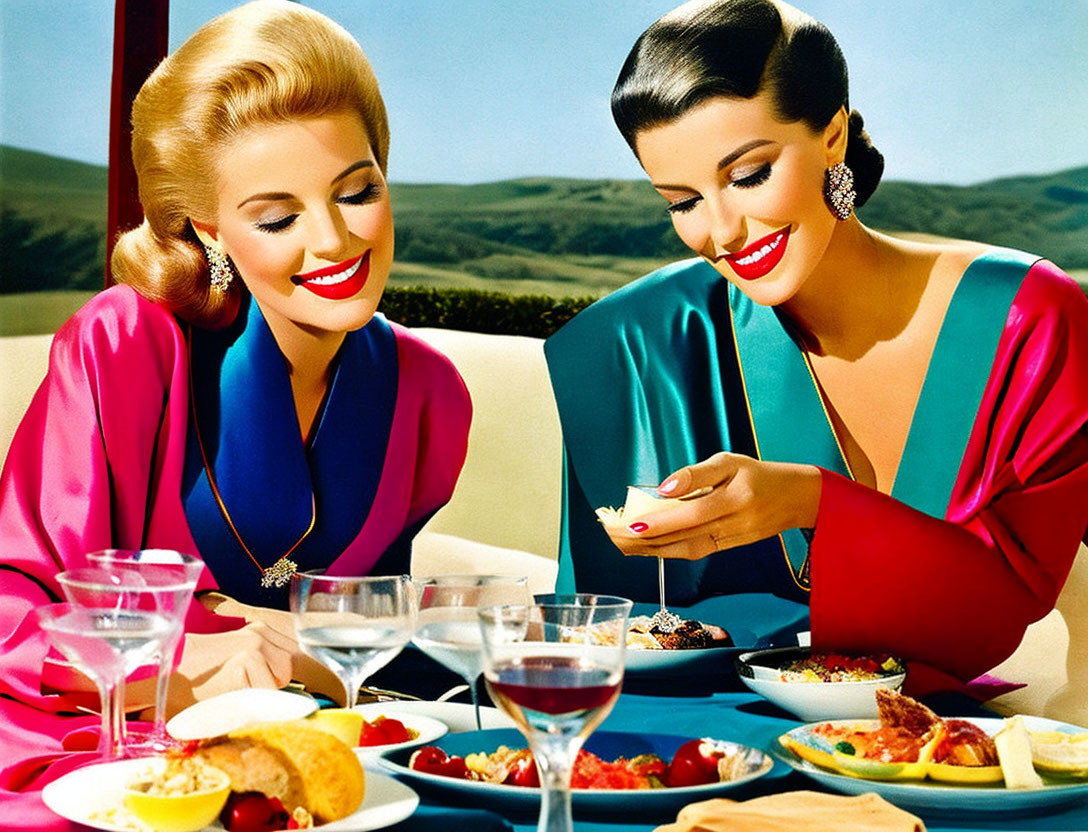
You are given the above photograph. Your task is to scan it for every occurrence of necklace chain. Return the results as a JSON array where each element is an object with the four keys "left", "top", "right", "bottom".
[{"left": 188, "top": 336, "right": 316, "bottom": 588}]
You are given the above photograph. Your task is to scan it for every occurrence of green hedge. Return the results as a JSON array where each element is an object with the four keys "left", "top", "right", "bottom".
[{"left": 381, "top": 286, "right": 596, "bottom": 338}]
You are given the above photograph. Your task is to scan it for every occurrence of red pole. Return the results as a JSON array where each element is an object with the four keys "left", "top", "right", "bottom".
[{"left": 105, "top": 0, "right": 169, "bottom": 287}]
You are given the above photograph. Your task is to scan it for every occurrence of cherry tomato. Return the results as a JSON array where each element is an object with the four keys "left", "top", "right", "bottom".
[
  {"left": 409, "top": 746, "right": 470, "bottom": 779},
  {"left": 503, "top": 754, "right": 540, "bottom": 787},
  {"left": 359, "top": 716, "right": 412, "bottom": 746},
  {"left": 220, "top": 792, "right": 290, "bottom": 832},
  {"left": 667, "top": 739, "right": 722, "bottom": 787}
]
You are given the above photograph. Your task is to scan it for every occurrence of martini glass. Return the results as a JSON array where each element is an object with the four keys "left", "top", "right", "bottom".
[
  {"left": 290, "top": 572, "right": 416, "bottom": 708},
  {"left": 38, "top": 577, "right": 175, "bottom": 759},
  {"left": 86, "top": 549, "right": 203, "bottom": 749},
  {"left": 479, "top": 593, "right": 632, "bottom": 832},
  {"left": 413, "top": 574, "right": 531, "bottom": 729}
]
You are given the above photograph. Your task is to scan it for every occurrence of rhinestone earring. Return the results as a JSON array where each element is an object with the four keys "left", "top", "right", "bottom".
[
  {"left": 204, "top": 243, "right": 235, "bottom": 293},
  {"left": 824, "top": 162, "right": 856, "bottom": 221}
]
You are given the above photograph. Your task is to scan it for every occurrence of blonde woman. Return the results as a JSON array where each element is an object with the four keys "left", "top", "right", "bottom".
[{"left": 0, "top": 0, "right": 470, "bottom": 787}]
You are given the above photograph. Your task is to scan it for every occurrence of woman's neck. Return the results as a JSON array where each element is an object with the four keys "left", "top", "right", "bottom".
[
  {"left": 777, "top": 220, "right": 932, "bottom": 361},
  {"left": 261, "top": 312, "right": 346, "bottom": 442}
]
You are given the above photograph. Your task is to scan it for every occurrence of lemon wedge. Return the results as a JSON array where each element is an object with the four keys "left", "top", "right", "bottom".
[
  {"left": 307, "top": 708, "right": 364, "bottom": 748},
  {"left": 1030, "top": 729, "right": 1088, "bottom": 778},
  {"left": 994, "top": 716, "right": 1044, "bottom": 789}
]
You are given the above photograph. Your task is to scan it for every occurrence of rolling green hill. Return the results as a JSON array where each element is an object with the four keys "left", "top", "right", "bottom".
[{"left": 2, "top": 143, "right": 1085, "bottom": 304}]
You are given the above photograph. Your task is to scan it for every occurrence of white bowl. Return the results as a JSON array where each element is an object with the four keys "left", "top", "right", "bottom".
[{"left": 735, "top": 647, "right": 906, "bottom": 722}]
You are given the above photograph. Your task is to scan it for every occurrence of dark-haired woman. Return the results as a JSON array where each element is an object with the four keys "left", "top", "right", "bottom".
[{"left": 545, "top": 0, "right": 1088, "bottom": 693}]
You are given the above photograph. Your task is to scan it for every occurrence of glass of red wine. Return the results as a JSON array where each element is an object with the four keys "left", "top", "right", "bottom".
[{"left": 478, "top": 593, "right": 632, "bottom": 832}]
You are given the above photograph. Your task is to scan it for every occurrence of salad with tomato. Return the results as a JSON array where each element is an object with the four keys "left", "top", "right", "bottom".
[{"left": 408, "top": 738, "right": 751, "bottom": 789}]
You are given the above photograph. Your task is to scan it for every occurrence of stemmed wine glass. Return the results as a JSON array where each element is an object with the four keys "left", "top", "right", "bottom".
[
  {"left": 478, "top": 593, "right": 632, "bottom": 832},
  {"left": 290, "top": 572, "right": 416, "bottom": 708},
  {"left": 86, "top": 549, "right": 203, "bottom": 750},
  {"left": 413, "top": 574, "right": 531, "bottom": 729},
  {"left": 39, "top": 569, "right": 178, "bottom": 758}
]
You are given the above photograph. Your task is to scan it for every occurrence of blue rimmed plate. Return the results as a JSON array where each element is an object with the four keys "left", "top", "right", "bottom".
[
  {"left": 776, "top": 716, "right": 1088, "bottom": 817},
  {"left": 379, "top": 728, "right": 772, "bottom": 817}
]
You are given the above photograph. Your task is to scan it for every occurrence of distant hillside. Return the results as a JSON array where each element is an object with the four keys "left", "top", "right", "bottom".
[{"left": 2, "top": 143, "right": 1085, "bottom": 298}]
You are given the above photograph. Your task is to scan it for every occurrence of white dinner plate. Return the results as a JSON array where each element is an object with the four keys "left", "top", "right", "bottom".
[
  {"left": 166, "top": 688, "right": 319, "bottom": 740},
  {"left": 776, "top": 715, "right": 1088, "bottom": 816},
  {"left": 379, "top": 728, "right": 773, "bottom": 817},
  {"left": 42, "top": 758, "right": 418, "bottom": 832},
  {"left": 356, "top": 700, "right": 515, "bottom": 733},
  {"left": 348, "top": 709, "right": 449, "bottom": 761}
]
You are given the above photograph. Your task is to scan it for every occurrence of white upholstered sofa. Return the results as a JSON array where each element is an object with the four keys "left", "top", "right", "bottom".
[{"left": 2, "top": 326, "right": 1084, "bottom": 722}]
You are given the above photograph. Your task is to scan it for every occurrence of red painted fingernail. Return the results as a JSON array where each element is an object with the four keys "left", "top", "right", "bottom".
[{"left": 628, "top": 522, "right": 648, "bottom": 533}]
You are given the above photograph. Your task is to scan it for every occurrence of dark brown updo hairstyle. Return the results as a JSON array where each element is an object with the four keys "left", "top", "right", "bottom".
[
  {"left": 110, "top": 0, "right": 389, "bottom": 329},
  {"left": 611, "top": 0, "right": 883, "bottom": 207}
]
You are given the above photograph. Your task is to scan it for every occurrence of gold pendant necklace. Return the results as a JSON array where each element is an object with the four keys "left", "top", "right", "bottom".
[{"left": 188, "top": 337, "right": 316, "bottom": 589}]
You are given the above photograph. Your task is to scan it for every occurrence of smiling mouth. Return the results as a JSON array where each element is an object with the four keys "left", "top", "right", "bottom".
[
  {"left": 293, "top": 254, "right": 364, "bottom": 286},
  {"left": 721, "top": 227, "right": 790, "bottom": 280},
  {"left": 292, "top": 251, "right": 370, "bottom": 300}
]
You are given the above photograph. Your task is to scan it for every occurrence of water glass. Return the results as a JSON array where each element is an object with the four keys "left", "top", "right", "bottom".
[
  {"left": 86, "top": 549, "right": 203, "bottom": 749},
  {"left": 413, "top": 574, "right": 531, "bottom": 729},
  {"left": 290, "top": 572, "right": 416, "bottom": 708}
]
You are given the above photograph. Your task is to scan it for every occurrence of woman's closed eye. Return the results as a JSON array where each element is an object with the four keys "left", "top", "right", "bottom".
[
  {"left": 731, "top": 162, "right": 771, "bottom": 189},
  {"left": 337, "top": 182, "right": 382, "bottom": 205},
  {"left": 666, "top": 195, "right": 702, "bottom": 215},
  {"left": 255, "top": 214, "right": 298, "bottom": 233}
]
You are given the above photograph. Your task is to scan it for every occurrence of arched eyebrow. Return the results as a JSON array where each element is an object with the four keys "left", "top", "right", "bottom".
[
  {"left": 236, "top": 160, "right": 376, "bottom": 209},
  {"left": 651, "top": 139, "right": 773, "bottom": 191}
]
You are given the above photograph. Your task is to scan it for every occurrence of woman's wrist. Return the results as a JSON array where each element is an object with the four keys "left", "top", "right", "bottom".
[{"left": 790, "top": 464, "right": 823, "bottom": 530}]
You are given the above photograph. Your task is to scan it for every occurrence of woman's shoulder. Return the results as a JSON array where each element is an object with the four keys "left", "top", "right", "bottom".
[
  {"left": 385, "top": 317, "right": 470, "bottom": 404},
  {"left": 547, "top": 257, "right": 718, "bottom": 348},
  {"left": 54, "top": 284, "right": 182, "bottom": 347}
]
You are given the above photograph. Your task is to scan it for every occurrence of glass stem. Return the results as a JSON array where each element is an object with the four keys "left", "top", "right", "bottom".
[
  {"left": 468, "top": 674, "right": 482, "bottom": 731},
  {"left": 102, "top": 676, "right": 127, "bottom": 758},
  {"left": 531, "top": 732, "right": 579, "bottom": 832},
  {"left": 152, "top": 650, "right": 171, "bottom": 738}
]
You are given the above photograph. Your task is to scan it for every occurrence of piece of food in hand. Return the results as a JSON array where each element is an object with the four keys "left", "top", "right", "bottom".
[
  {"left": 195, "top": 721, "right": 365, "bottom": 829},
  {"left": 123, "top": 755, "right": 231, "bottom": 832},
  {"left": 595, "top": 485, "right": 687, "bottom": 528},
  {"left": 1029, "top": 729, "right": 1088, "bottom": 778},
  {"left": 994, "top": 716, "right": 1045, "bottom": 789}
]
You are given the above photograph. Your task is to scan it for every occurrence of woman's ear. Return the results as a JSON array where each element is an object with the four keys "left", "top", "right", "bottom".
[
  {"left": 190, "top": 219, "right": 220, "bottom": 248},
  {"left": 823, "top": 106, "right": 849, "bottom": 166}
]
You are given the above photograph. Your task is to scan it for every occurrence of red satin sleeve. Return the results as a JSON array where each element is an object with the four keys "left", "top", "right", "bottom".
[{"left": 809, "top": 261, "right": 1088, "bottom": 689}]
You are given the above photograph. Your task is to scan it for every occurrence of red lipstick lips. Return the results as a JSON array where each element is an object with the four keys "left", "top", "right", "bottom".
[
  {"left": 292, "top": 251, "right": 369, "bottom": 300},
  {"left": 722, "top": 227, "right": 789, "bottom": 281}
]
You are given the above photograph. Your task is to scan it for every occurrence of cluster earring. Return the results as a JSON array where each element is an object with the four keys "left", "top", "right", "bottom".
[
  {"left": 204, "top": 243, "right": 235, "bottom": 293},
  {"left": 824, "top": 162, "right": 856, "bottom": 221}
]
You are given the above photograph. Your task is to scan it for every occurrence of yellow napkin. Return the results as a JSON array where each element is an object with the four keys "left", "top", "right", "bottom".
[{"left": 654, "top": 790, "right": 925, "bottom": 832}]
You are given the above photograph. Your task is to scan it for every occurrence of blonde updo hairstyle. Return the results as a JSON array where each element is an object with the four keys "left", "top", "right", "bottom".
[{"left": 111, "top": 0, "right": 389, "bottom": 329}]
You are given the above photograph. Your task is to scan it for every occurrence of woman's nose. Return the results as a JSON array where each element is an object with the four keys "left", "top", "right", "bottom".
[
  {"left": 309, "top": 205, "right": 351, "bottom": 261},
  {"left": 703, "top": 198, "right": 745, "bottom": 259}
]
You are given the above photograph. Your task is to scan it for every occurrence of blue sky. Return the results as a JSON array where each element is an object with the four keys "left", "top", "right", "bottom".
[{"left": 2, "top": 1, "right": 1085, "bottom": 186}]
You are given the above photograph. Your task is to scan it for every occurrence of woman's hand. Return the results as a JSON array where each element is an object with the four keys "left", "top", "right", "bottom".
[
  {"left": 166, "top": 593, "right": 344, "bottom": 713},
  {"left": 605, "top": 453, "right": 823, "bottom": 560}
]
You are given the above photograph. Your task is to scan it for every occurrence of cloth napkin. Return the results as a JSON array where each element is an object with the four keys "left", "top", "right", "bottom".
[{"left": 654, "top": 790, "right": 925, "bottom": 832}]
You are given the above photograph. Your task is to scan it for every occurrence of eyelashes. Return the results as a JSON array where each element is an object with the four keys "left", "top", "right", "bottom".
[
  {"left": 664, "top": 162, "right": 772, "bottom": 215},
  {"left": 254, "top": 183, "right": 384, "bottom": 233}
]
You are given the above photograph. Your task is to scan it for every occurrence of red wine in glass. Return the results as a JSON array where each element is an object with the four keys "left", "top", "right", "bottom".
[{"left": 487, "top": 656, "right": 621, "bottom": 730}]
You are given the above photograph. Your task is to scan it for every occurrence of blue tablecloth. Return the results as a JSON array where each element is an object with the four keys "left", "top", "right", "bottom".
[{"left": 382, "top": 689, "right": 1088, "bottom": 832}]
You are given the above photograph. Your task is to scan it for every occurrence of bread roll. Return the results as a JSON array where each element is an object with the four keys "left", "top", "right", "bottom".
[{"left": 196, "top": 721, "right": 365, "bottom": 823}]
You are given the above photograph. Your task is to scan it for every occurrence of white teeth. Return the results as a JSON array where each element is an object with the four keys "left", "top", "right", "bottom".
[
  {"left": 736, "top": 233, "right": 784, "bottom": 266},
  {"left": 303, "top": 257, "right": 361, "bottom": 286}
]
